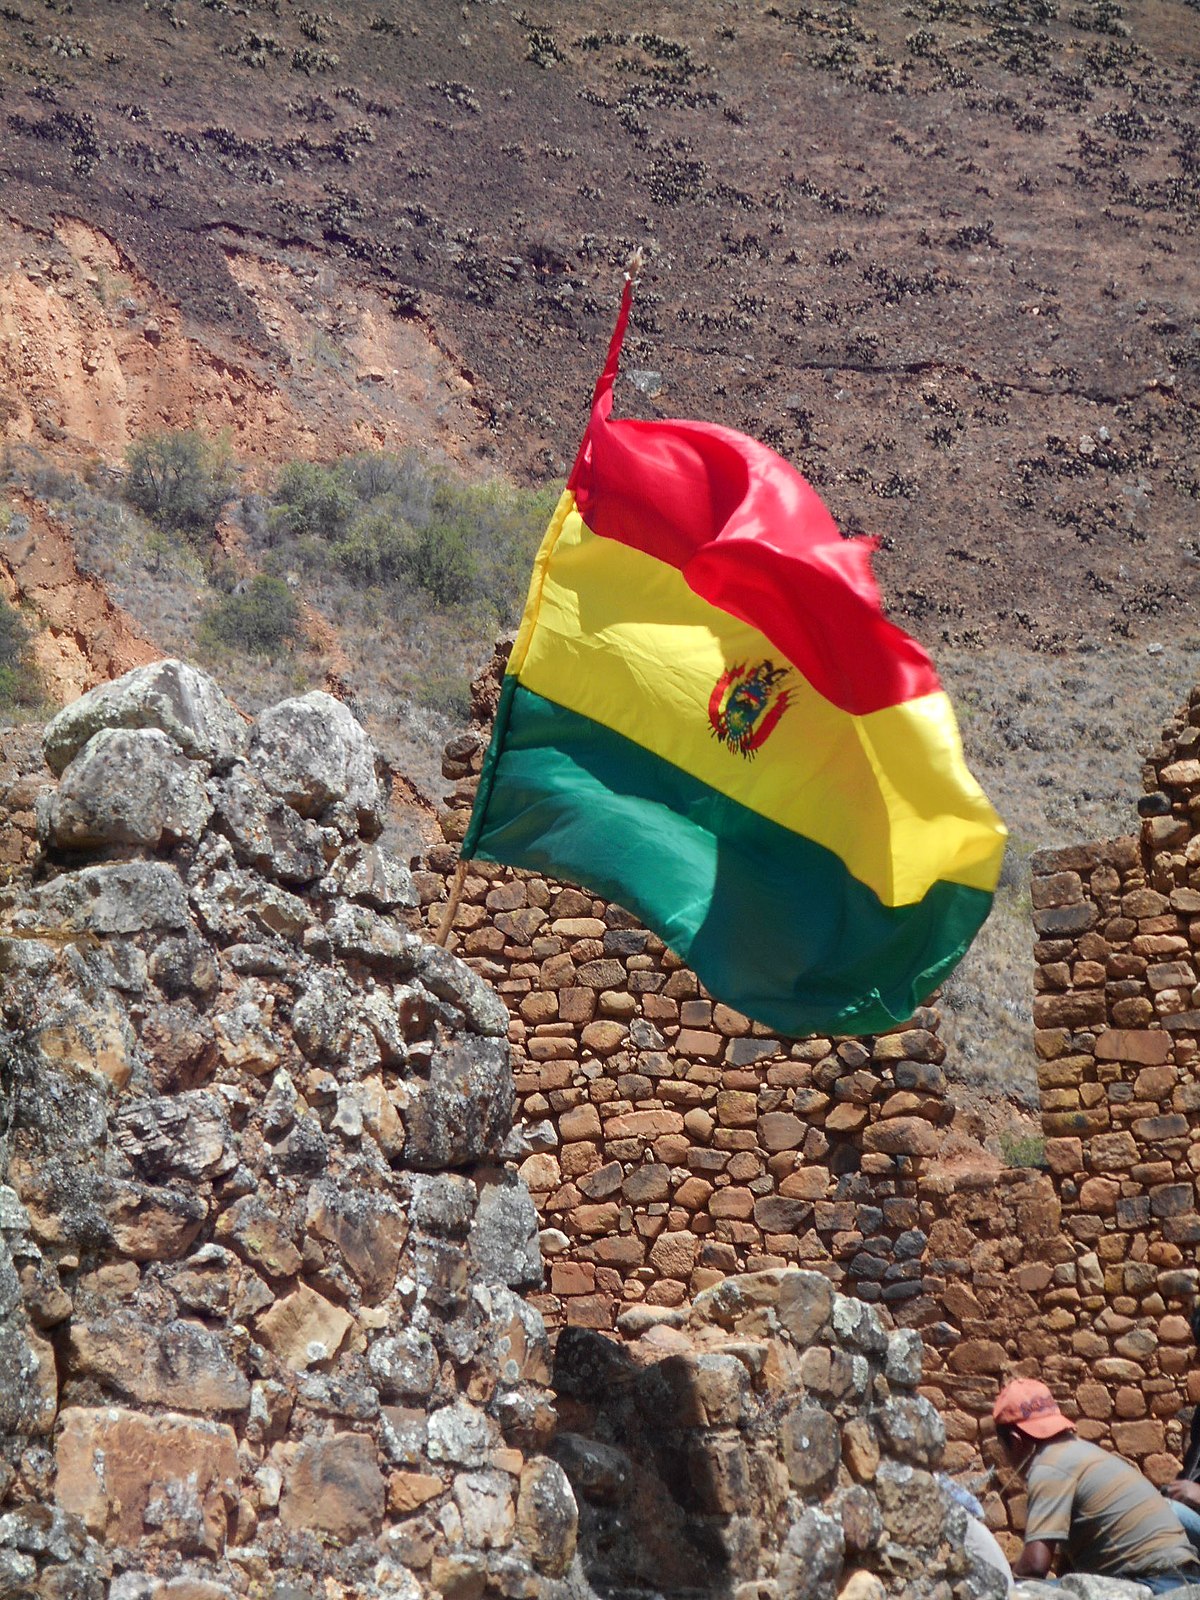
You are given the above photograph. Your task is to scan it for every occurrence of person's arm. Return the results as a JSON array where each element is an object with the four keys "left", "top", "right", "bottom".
[
  {"left": 1182, "top": 1409, "right": 1200, "bottom": 1482},
  {"left": 1164, "top": 1479, "right": 1200, "bottom": 1508},
  {"left": 1013, "top": 1540, "right": 1057, "bottom": 1579}
]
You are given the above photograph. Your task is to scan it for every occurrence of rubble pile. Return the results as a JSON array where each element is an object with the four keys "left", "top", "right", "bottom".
[{"left": 0, "top": 661, "right": 572, "bottom": 1600}]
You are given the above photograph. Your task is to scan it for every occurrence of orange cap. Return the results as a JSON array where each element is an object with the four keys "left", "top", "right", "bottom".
[{"left": 993, "top": 1379, "right": 1076, "bottom": 1440}]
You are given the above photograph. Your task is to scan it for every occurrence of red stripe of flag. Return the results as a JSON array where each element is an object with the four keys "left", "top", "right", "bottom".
[{"left": 568, "top": 284, "right": 940, "bottom": 718}]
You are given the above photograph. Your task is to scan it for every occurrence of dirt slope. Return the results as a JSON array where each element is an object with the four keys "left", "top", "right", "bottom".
[{"left": 2, "top": 0, "right": 1198, "bottom": 649}]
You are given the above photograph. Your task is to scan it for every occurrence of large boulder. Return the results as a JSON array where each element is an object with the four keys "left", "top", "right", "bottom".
[
  {"left": 248, "top": 692, "right": 386, "bottom": 836},
  {"left": 43, "top": 659, "right": 247, "bottom": 775}
]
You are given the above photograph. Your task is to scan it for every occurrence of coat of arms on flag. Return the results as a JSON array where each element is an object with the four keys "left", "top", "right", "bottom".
[{"left": 458, "top": 268, "right": 1006, "bottom": 1037}]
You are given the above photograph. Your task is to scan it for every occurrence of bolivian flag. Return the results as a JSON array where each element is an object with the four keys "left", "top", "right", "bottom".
[{"left": 462, "top": 280, "right": 1005, "bottom": 1036}]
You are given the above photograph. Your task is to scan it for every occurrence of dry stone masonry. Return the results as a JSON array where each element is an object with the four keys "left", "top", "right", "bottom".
[
  {"left": 420, "top": 647, "right": 960, "bottom": 1335},
  {"left": 0, "top": 661, "right": 573, "bottom": 1600},
  {"left": 0, "top": 658, "right": 1025, "bottom": 1600},
  {"left": 420, "top": 650, "right": 1200, "bottom": 1549}
]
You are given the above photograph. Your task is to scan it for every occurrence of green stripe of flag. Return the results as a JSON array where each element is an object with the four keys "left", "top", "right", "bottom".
[{"left": 464, "top": 679, "right": 992, "bottom": 1036}]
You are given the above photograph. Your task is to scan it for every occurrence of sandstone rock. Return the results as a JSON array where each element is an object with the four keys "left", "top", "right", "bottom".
[
  {"left": 453, "top": 1471, "right": 516, "bottom": 1549},
  {"left": 42, "top": 728, "right": 212, "bottom": 850},
  {"left": 66, "top": 1316, "right": 249, "bottom": 1412},
  {"left": 43, "top": 660, "right": 247, "bottom": 775},
  {"left": 279, "top": 1433, "right": 385, "bottom": 1541},
  {"left": 515, "top": 1459, "right": 577, "bottom": 1577},
  {"left": 256, "top": 1284, "right": 355, "bottom": 1370},
  {"left": 838, "top": 1576, "right": 886, "bottom": 1600},
  {"left": 55, "top": 1407, "right": 238, "bottom": 1553},
  {"left": 216, "top": 1193, "right": 302, "bottom": 1277},
  {"left": 306, "top": 1181, "right": 405, "bottom": 1303}
]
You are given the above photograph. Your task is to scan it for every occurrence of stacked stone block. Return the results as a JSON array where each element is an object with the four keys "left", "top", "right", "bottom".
[
  {"left": 0, "top": 663, "right": 576, "bottom": 1599},
  {"left": 421, "top": 659, "right": 1200, "bottom": 1544},
  {"left": 418, "top": 835, "right": 955, "bottom": 1334},
  {"left": 552, "top": 1267, "right": 1006, "bottom": 1600}
]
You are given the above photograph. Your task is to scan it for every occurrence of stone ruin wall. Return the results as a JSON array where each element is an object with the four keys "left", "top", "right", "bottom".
[
  {"left": 419, "top": 656, "right": 1200, "bottom": 1544},
  {"left": 0, "top": 660, "right": 1016, "bottom": 1600}
]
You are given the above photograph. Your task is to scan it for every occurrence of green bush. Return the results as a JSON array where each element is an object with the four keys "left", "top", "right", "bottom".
[
  {"left": 200, "top": 575, "right": 300, "bottom": 656},
  {"left": 124, "top": 429, "right": 234, "bottom": 542},
  {"left": 269, "top": 461, "right": 356, "bottom": 543},
  {"left": 999, "top": 1129, "right": 1047, "bottom": 1169},
  {"left": 0, "top": 596, "right": 43, "bottom": 709},
  {"left": 400, "top": 515, "right": 478, "bottom": 606}
]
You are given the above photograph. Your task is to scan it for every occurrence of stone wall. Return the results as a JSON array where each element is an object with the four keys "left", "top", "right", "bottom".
[
  {"left": 419, "top": 653, "right": 1200, "bottom": 1541},
  {"left": 0, "top": 663, "right": 575, "bottom": 1600}
]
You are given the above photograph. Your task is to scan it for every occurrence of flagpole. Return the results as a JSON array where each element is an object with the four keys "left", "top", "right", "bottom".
[{"left": 434, "top": 859, "right": 467, "bottom": 947}]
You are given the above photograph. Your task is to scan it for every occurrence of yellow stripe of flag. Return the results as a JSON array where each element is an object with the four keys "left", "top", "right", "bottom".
[{"left": 509, "top": 494, "right": 1000, "bottom": 907}]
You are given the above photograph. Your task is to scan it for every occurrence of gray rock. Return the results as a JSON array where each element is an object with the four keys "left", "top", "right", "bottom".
[
  {"left": 1058, "top": 1580, "right": 1156, "bottom": 1599},
  {"left": 552, "top": 1433, "right": 632, "bottom": 1506},
  {"left": 777, "top": 1269, "right": 835, "bottom": 1347},
  {"left": 41, "top": 728, "right": 213, "bottom": 850},
  {"left": 367, "top": 1330, "right": 438, "bottom": 1401},
  {"left": 248, "top": 692, "right": 385, "bottom": 834},
  {"left": 411, "top": 1174, "right": 476, "bottom": 1235},
  {"left": 325, "top": 841, "right": 417, "bottom": 910},
  {"left": 43, "top": 659, "right": 247, "bottom": 775},
  {"left": 884, "top": 1326, "right": 925, "bottom": 1387},
  {"left": 211, "top": 764, "right": 326, "bottom": 884},
  {"left": 831, "top": 1292, "right": 890, "bottom": 1355},
  {"left": 0, "top": 1551, "right": 37, "bottom": 1593},
  {"left": 113, "top": 1091, "right": 234, "bottom": 1182},
  {"left": 427, "top": 1398, "right": 497, "bottom": 1467},
  {"left": 190, "top": 868, "right": 313, "bottom": 946},
  {"left": 874, "top": 1394, "right": 946, "bottom": 1468},
  {"left": 325, "top": 903, "right": 419, "bottom": 973},
  {"left": 416, "top": 943, "right": 510, "bottom": 1037},
  {"left": 515, "top": 1458, "right": 577, "bottom": 1578},
  {"left": 148, "top": 931, "right": 219, "bottom": 1000},
  {"left": 780, "top": 1403, "right": 840, "bottom": 1494},
  {"left": 403, "top": 1035, "right": 514, "bottom": 1170},
  {"left": 775, "top": 1506, "right": 844, "bottom": 1600},
  {"left": 0, "top": 1322, "right": 56, "bottom": 1436},
  {"left": 469, "top": 1169, "right": 542, "bottom": 1289},
  {"left": 28, "top": 862, "right": 188, "bottom": 934}
]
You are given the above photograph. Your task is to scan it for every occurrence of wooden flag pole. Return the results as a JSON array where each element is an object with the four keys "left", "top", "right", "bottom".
[{"left": 434, "top": 859, "right": 467, "bottom": 947}]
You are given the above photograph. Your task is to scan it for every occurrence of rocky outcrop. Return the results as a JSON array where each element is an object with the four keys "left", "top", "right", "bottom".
[{"left": 0, "top": 662, "right": 571, "bottom": 1599}]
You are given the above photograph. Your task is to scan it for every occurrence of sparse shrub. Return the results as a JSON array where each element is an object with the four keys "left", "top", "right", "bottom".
[
  {"left": 269, "top": 460, "right": 355, "bottom": 544},
  {"left": 419, "top": 670, "right": 473, "bottom": 721},
  {"left": 399, "top": 515, "right": 478, "bottom": 606},
  {"left": 124, "top": 429, "right": 233, "bottom": 543},
  {"left": 999, "top": 1129, "right": 1047, "bottom": 1169},
  {"left": 200, "top": 574, "right": 300, "bottom": 656},
  {"left": 0, "top": 596, "right": 43, "bottom": 709}
]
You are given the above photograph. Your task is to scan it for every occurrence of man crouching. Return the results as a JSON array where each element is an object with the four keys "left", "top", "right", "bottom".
[{"left": 993, "top": 1378, "right": 1200, "bottom": 1593}]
